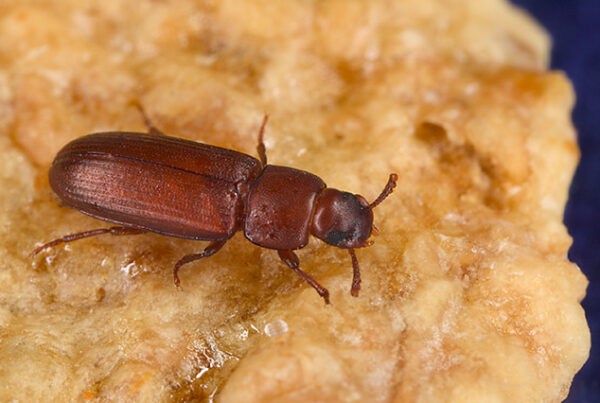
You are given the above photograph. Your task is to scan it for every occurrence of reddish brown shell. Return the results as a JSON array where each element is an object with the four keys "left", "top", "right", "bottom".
[
  {"left": 49, "top": 132, "right": 262, "bottom": 240},
  {"left": 244, "top": 165, "right": 326, "bottom": 250}
]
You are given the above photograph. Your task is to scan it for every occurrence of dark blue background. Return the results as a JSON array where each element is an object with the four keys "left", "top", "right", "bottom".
[{"left": 511, "top": 1, "right": 599, "bottom": 401}]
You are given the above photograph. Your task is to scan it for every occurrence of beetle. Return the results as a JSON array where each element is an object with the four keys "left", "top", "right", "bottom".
[{"left": 33, "top": 109, "right": 397, "bottom": 304}]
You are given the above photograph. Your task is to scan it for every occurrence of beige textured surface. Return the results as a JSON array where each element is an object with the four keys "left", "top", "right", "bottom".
[{"left": 0, "top": 0, "right": 589, "bottom": 402}]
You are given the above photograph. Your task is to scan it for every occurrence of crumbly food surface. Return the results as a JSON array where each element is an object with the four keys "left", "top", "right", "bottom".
[{"left": 0, "top": 1, "right": 589, "bottom": 402}]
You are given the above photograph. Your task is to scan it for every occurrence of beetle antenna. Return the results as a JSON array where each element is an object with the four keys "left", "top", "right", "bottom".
[{"left": 369, "top": 173, "right": 398, "bottom": 210}]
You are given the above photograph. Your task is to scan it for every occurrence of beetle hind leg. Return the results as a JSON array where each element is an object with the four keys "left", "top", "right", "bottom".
[
  {"left": 131, "top": 100, "right": 166, "bottom": 136},
  {"left": 172, "top": 240, "right": 227, "bottom": 288},
  {"left": 33, "top": 226, "right": 146, "bottom": 255},
  {"left": 277, "top": 250, "right": 330, "bottom": 304}
]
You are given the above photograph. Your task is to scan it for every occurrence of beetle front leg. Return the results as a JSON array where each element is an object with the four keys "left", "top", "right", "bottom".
[
  {"left": 33, "top": 226, "right": 146, "bottom": 255},
  {"left": 277, "top": 250, "right": 330, "bottom": 304},
  {"left": 172, "top": 240, "right": 227, "bottom": 288},
  {"left": 348, "top": 248, "right": 361, "bottom": 297}
]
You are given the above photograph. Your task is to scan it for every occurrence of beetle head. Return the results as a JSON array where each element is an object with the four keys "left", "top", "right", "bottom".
[
  {"left": 310, "top": 174, "right": 398, "bottom": 249},
  {"left": 311, "top": 189, "right": 373, "bottom": 249}
]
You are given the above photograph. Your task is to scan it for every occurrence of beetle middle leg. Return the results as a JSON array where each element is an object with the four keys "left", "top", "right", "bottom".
[
  {"left": 33, "top": 226, "right": 146, "bottom": 255},
  {"left": 256, "top": 114, "right": 269, "bottom": 166},
  {"left": 277, "top": 250, "right": 330, "bottom": 304},
  {"left": 172, "top": 240, "right": 227, "bottom": 288}
]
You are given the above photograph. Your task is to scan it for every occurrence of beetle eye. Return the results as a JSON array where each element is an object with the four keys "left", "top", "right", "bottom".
[{"left": 325, "top": 230, "right": 349, "bottom": 246}]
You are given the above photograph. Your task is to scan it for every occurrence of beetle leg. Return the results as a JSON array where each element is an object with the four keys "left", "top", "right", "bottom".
[
  {"left": 256, "top": 114, "right": 269, "bottom": 167},
  {"left": 132, "top": 101, "right": 165, "bottom": 136},
  {"left": 32, "top": 226, "right": 145, "bottom": 255},
  {"left": 349, "top": 248, "right": 361, "bottom": 297},
  {"left": 277, "top": 250, "right": 330, "bottom": 304},
  {"left": 172, "top": 240, "right": 227, "bottom": 288}
]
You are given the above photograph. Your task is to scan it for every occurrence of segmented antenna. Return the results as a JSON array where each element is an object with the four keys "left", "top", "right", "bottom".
[{"left": 369, "top": 173, "right": 398, "bottom": 210}]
